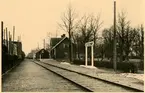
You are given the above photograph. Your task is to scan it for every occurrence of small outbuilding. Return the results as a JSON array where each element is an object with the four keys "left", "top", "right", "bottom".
[{"left": 36, "top": 48, "right": 49, "bottom": 59}]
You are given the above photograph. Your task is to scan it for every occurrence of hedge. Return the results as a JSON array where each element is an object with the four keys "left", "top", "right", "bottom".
[
  {"left": 2, "top": 54, "right": 23, "bottom": 74},
  {"left": 73, "top": 60, "right": 139, "bottom": 73}
]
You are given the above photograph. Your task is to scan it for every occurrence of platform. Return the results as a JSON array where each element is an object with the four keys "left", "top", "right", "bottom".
[{"left": 40, "top": 59, "right": 144, "bottom": 91}]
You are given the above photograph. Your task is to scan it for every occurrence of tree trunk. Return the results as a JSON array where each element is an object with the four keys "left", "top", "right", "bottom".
[{"left": 69, "top": 32, "right": 72, "bottom": 62}]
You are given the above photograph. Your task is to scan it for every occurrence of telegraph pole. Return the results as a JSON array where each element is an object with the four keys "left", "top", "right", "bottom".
[
  {"left": 56, "top": 29, "right": 58, "bottom": 38},
  {"left": 6, "top": 27, "right": 8, "bottom": 49},
  {"left": 19, "top": 35, "right": 21, "bottom": 42},
  {"left": 11, "top": 26, "right": 15, "bottom": 55},
  {"left": 1, "top": 21, "right": 3, "bottom": 46},
  {"left": 13, "top": 26, "right": 15, "bottom": 42},
  {"left": 4, "top": 29, "right": 5, "bottom": 45},
  {"left": 17, "top": 36, "right": 19, "bottom": 41},
  {"left": 113, "top": 0, "right": 117, "bottom": 71},
  {"left": 37, "top": 43, "right": 39, "bottom": 49},
  {"left": 43, "top": 39, "right": 45, "bottom": 49},
  {"left": 9, "top": 31, "right": 11, "bottom": 54}
]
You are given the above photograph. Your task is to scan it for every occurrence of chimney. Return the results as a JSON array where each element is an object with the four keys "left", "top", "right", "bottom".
[{"left": 61, "top": 34, "right": 65, "bottom": 38}]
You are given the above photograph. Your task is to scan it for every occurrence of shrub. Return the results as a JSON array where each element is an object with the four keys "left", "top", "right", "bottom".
[
  {"left": 73, "top": 60, "right": 139, "bottom": 73},
  {"left": 117, "top": 62, "right": 138, "bottom": 73},
  {"left": 139, "top": 60, "right": 144, "bottom": 70},
  {"left": 73, "top": 60, "right": 85, "bottom": 65},
  {"left": 94, "top": 61, "right": 113, "bottom": 68}
]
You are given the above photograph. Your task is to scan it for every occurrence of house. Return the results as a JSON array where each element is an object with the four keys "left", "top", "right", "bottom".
[
  {"left": 27, "top": 49, "right": 40, "bottom": 59},
  {"left": 50, "top": 34, "right": 76, "bottom": 60},
  {"left": 36, "top": 48, "right": 49, "bottom": 59},
  {"left": 3, "top": 40, "right": 22, "bottom": 57},
  {"left": 13, "top": 41, "right": 22, "bottom": 56}
]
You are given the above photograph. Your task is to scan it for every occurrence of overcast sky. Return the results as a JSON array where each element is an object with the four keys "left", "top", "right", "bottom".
[{"left": 0, "top": 0, "right": 144, "bottom": 55}]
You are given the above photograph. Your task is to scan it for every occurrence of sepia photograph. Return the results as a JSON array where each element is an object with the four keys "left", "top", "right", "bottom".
[{"left": 1, "top": 0, "right": 144, "bottom": 92}]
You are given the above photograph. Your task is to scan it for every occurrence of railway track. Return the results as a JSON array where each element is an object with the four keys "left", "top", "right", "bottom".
[
  {"left": 34, "top": 61, "right": 93, "bottom": 92},
  {"left": 34, "top": 61, "right": 144, "bottom": 92}
]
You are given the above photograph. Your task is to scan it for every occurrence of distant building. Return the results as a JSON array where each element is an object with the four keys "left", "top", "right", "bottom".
[
  {"left": 3, "top": 40, "right": 23, "bottom": 59},
  {"left": 13, "top": 41, "right": 22, "bottom": 56},
  {"left": 36, "top": 48, "right": 49, "bottom": 59},
  {"left": 27, "top": 49, "right": 40, "bottom": 59}
]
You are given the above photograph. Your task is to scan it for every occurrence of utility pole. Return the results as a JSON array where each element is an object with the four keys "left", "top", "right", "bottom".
[
  {"left": 1, "top": 21, "right": 3, "bottom": 47},
  {"left": 11, "top": 26, "right": 15, "bottom": 55},
  {"left": 17, "top": 36, "right": 19, "bottom": 42},
  {"left": 18, "top": 35, "right": 21, "bottom": 42},
  {"left": 113, "top": 0, "right": 117, "bottom": 71},
  {"left": 47, "top": 32, "right": 52, "bottom": 59},
  {"left": 19, "top": 35, "right": 21, "bottom": 42},
  {"left": 6, "top": 27, "right": 8, "bottom": 49},
  {"left": 9, "top": 31, "right": 12, "bottom": 55},
  {"left": 9, "top": 31, "right": 11, "bottom": 54},
  {"left": 3, "top": 29, "right": 5, "bottom": 45},
  {"left": 56, "top": 29, "right": 58, "bottom": 38},
  {"left": 71, "top": 32, "right": 73, "bottom": 62},
  {"left": 43, "top": 39, "right": 45, "bottom": 49},
  {"left": 13, "top": 26, "right": 15, "bottom": 42},
  {"left": 37, "top": 43, "right": 39, "bottom": 49}
]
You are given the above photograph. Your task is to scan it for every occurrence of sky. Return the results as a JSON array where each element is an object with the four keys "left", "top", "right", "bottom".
[{"left": 0, "top": 0, "right": 144, "bottom": 55}]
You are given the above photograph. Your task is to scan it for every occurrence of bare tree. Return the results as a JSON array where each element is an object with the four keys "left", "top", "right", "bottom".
[
  {"left": 88, "top": 14, "right": 103, "bottom": 54},
  {"left": 123, "top": 26, "right": 140, "bottom": 61},
  {"left": 73, "top": 15, "right": 93, "bottom": 60},
  {"left": 103, "top": 11, "right": 143, "bottom": 62},
  {"left": 117, "top": 11, "right": 130, "bottom": 62},
  {"left": 102, "top": 27, "right": 114, "bottom": 60},
  {"left": 58, "top": 4, "right": 78, "bottom": 62},
  {"left": 132, "top": 25, "right": 144, "bottom": 59},
  {"left": 80, "top": 15, "right": 93, "bottom": 44},
  {"left": 140, "top": 24, "right": 144, "bottom": 70},
  {"left": 140, "top": 24, "right": 144, "bottom": 61}
]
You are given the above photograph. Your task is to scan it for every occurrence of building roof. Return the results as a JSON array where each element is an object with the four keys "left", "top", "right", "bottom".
[
  {"left": 36, "top": 48, "right": 49, "bottom": 54},
  {"left": 50, "top": 38, "right": 62, "bottom": 47},
  {"left": 50, "top": 37, "right": 67, "bottom": 51}
]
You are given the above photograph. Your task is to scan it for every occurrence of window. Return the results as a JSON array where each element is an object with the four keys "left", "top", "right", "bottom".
[
  {"left": 63, "top": 43, "right": 65, "bottom": 48},
  {"left": 63, "top": 43, "right": 69, "bottom": 48}
]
